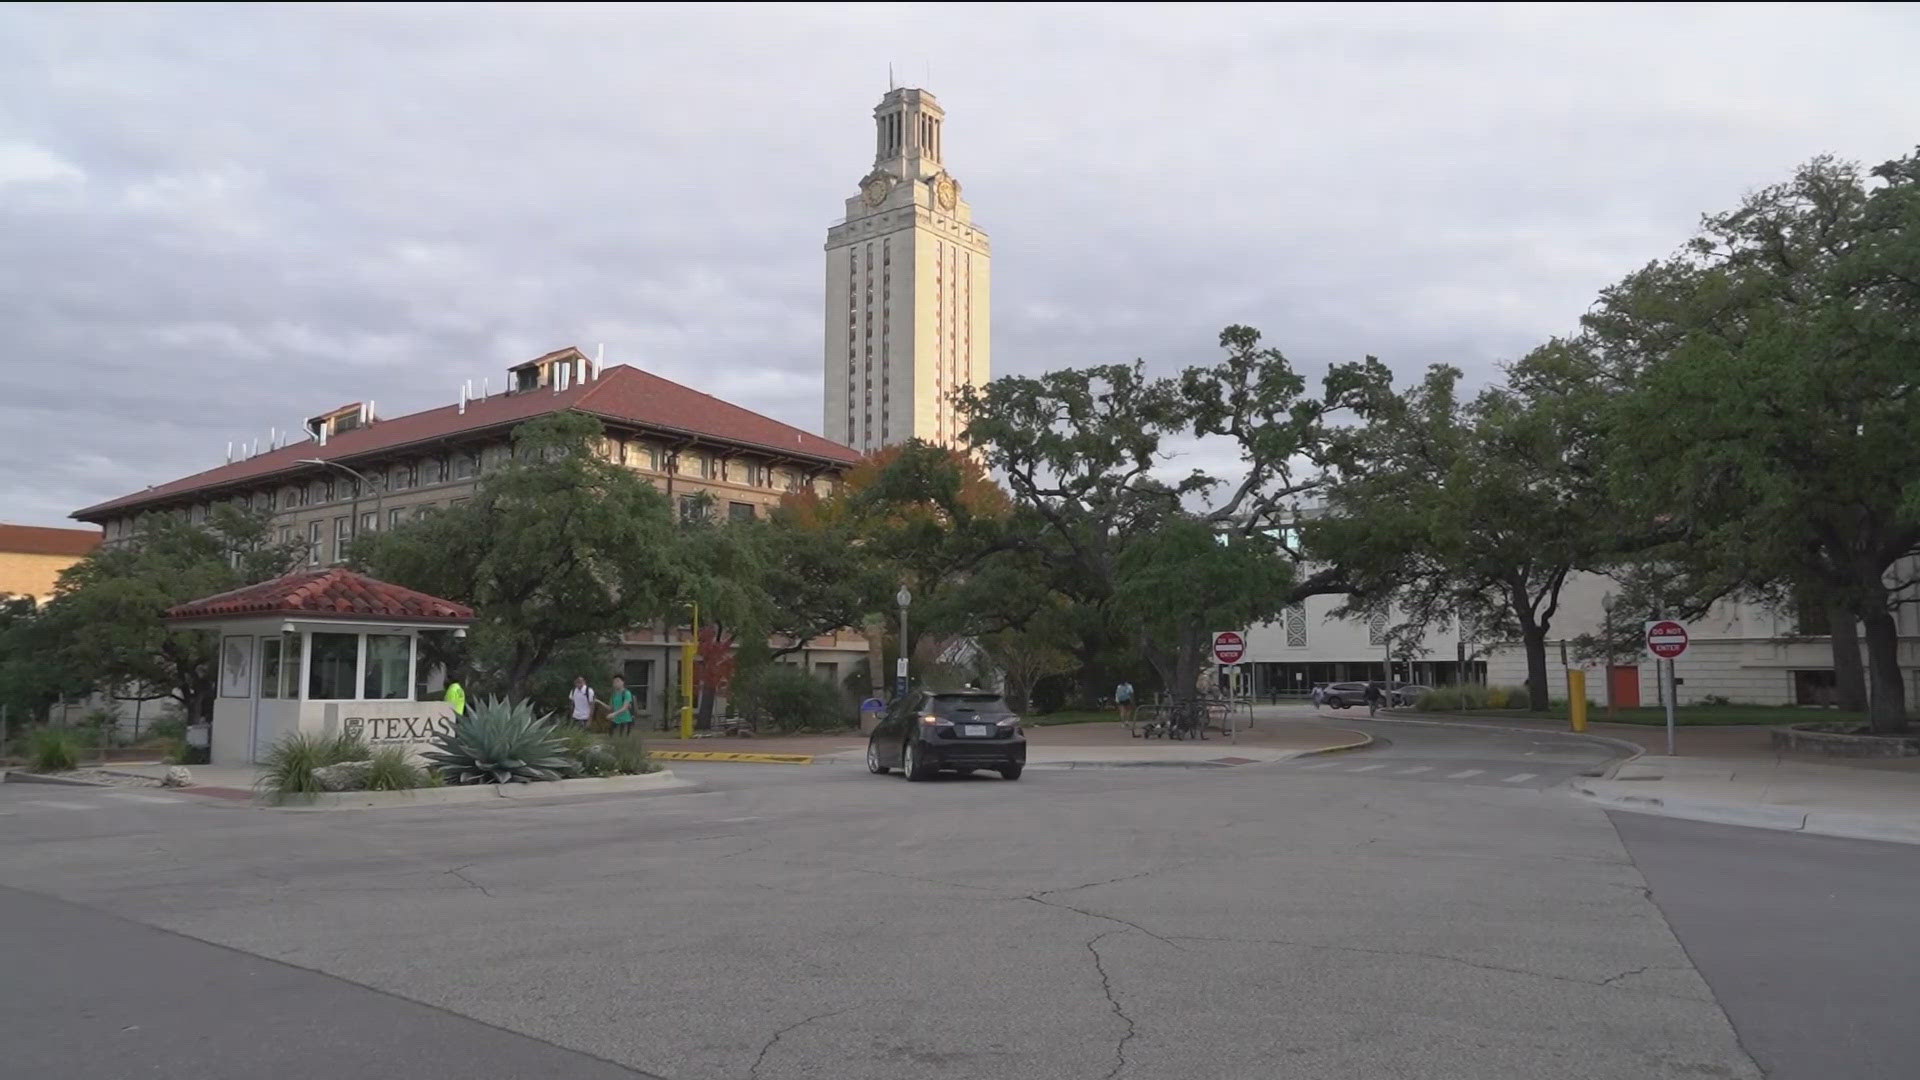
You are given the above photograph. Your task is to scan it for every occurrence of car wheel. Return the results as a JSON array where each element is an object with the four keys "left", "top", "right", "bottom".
[
  {"left": 902, "top": 740, "right": 930, "bottom": 782},
  {"left": 866, "top": 739, "right": 889, "bottom": 774},
  {"left": 1000, "top": 764, "right": 1023, "bottom": 781}
]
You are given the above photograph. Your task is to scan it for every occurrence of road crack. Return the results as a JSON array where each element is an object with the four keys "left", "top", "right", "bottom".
[
  {"left": 748, "top": 1004, "right": 857, "bottom": 1078},
  {"left": 446, "top": 865, "right": 494, "bottom": 898},
  {"left": 1172, "top": 934, "right": 1700, "bottom": 1001},
  {"left": 1086, "top": 931, "right": 1138, "bottom": 1080},
  {"left": 1024, "top": 895, "right": 1180, "bottom": 949}
]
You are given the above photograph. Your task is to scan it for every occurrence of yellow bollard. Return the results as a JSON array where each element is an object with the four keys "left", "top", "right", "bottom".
[
  {"left": 680, "top": 602, "right": 698, "bottom": 740},
  {"left": 1568, "top": 669, "right": 1588, "bottom": 733}
]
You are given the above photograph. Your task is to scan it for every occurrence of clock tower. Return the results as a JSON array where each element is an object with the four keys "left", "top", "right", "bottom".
[{"left": 825, "top": 87, "right": 991, "bottom": 454}]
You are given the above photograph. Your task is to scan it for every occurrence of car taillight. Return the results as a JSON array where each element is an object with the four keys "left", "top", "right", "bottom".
[
  {"left": 920, "top": 714, "right": 950, "bottom": 727},
  {"left": 997, "top": 716, "right": 1021, "bottom": 731}
]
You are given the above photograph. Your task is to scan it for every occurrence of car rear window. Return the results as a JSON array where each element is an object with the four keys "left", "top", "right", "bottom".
[{"left": 930, "top": 694, "right": 1011, "bottom": 718}]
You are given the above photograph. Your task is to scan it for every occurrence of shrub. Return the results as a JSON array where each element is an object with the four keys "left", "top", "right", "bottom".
[
  {"left": 1701, "top": 694, "right": 1733, "bottom": 707},
  {"left": 732, "top": 666, "right": 851, "bottom": 732},
  {"left": 1413, "top": 685, "right": 1534, "bottom": 711},
  {"left": 364, "top": 746, "right": 428, "bottom": 791},
  {"left": 423, "top": 696, "right": 574, "bottom": 784},
  {"left": 604, "top": 736, "right": 653, "bottom": 775},
  {"left": 29, "top": 726, "right": 83, "bottom": 771},
  {"left": 145, "top": 711, "right": 187, "bottom": 742},
  {"left": 258, "top": 731, "right": 370, "bottom": 798}
]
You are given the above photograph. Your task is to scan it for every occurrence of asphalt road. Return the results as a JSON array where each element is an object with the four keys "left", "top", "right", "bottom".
[{"left": 0, "top": 721, "right": 1909, "bottom": 1080}]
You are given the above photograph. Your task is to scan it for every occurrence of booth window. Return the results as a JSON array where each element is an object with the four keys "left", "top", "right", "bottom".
[
  {"left": 281, "top": 633, "right": 303, "bottom": 699},
  {"left": 259, "top": 638, "right": 281, "bottom": 700},
  {"left": 308, "top": 633, "right": 360, "bottom": 700},
  {"left": 363, "top": 635, "right": 411, "bottom": 700}
]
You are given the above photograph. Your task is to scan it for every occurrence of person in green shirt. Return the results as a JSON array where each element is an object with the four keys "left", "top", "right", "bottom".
[
  {"left": 607, "top": 674, "right": 635, "bottom": 736},
  {"left": 444, "top": 674, "right": 467, "bottom": 718}
]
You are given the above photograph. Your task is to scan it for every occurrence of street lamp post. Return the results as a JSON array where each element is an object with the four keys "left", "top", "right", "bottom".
[
  {"left": 299, "top": 458, "right": 384, "bottom": 557},
  {"left": 895, "top": 587, "right": 912, "bottom": 699}
]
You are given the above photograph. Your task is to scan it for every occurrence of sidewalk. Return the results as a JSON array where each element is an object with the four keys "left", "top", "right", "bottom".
[
  {"left": 1343, "top": 706, "right": 1920, "bottom": 845},
  {"left": 1574, "top": 757, "right": 1920, "bottom": 845}
]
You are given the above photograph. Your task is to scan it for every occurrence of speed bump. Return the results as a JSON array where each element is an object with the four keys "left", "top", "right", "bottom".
[{"left": 648, "top": 750, "right": 814, "bottom": 765}]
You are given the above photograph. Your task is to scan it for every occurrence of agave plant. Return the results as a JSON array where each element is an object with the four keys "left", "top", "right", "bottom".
[{"left": 423, "top": 696, "right": 576, "bottom": 784}]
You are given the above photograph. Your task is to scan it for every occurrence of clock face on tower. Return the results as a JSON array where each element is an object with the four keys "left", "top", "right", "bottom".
[
  {"left": 862, "top": 177, "right": 891, "bottom": 207},
  {"left": 934, "top": 175, "right": 957, "bottom": 211}
]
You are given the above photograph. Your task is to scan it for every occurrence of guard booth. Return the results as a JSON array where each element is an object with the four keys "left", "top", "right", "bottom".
[{"left": 163, "top": 568, "right": 474, "bottom": 766}]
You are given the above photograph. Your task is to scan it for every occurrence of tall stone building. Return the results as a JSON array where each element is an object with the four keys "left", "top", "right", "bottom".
[{"left": 825, "top": 87, "right": 991, "bottom": 454}]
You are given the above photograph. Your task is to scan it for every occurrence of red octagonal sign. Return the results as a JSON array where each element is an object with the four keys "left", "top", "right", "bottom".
[
  {"left": 1645, "top": 620, "right": 1689, "bottom": 660},
  {"left": 1212, "top": 630, "right": 1246, "bottom": 665}
]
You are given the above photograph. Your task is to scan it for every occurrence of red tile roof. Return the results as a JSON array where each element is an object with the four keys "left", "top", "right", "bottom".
[
  {"left": 164, "top": 568, "right": 474, "bottom": 624},
  {"left": 0, "top": 523, "right": 103, "bottom": 558},
  {"left": 74, "top": 348, "right": 860, "bottom": 520}
]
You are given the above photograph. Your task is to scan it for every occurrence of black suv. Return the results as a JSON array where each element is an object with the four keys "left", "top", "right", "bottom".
[{"left": 867, "top": 690, "right": 1027, "bottom": 781}]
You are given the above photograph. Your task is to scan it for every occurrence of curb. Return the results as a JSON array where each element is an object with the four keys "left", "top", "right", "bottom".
[
  {"left": 1290, "top": 730, "right": 1375, "bottom": 758},
  {"left": 1353, "top": 712, "right": 1645, "bottom": 777},
  {"left": 649, "top": 751, "right": 816, "bottom": 765},
  {"left": 1, "top": 769, "right": 115, "bottom": 788},
  {"left": 1571, "top": 783, "right": 1920, "bottom": 846},
  {"left": 266, "top": 770, "right": 697, "bottom": 810}
]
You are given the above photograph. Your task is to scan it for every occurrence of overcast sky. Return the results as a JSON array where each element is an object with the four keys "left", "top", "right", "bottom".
[{"left": 2, "top": 3, "right": 1915, "bottom": 528}]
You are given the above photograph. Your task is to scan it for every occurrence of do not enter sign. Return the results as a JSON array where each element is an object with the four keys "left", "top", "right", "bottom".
[
  {"left": 1644, "top": 620, "right": 1690, "bottom": 660},
  {"left": 1212, "top": 630, "right": 1246, "bottom": 665}
]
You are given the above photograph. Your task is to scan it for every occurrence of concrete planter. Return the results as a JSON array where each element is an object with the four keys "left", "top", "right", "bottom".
[
  {"left": 1772, "top": 722, "right": 1920, "bottom": 758},
  {"left": 269, "top": 770, "right": 695, "bottom": 809}
]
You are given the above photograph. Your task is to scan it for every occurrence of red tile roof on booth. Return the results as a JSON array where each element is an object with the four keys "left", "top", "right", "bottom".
[
  {"left": 0, "top": 523, "right": 103, "bottom": 557},
  {"left": 164, "top": 568, "right": 474, "bottom": 624},
  {"left": 74, "top": 349, "right": 861, "bottom": 520}
]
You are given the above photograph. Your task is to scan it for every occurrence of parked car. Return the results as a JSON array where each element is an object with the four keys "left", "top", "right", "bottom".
[
  {"left": 1322, "top": 682, "right": 1372, "bottom": 708},
  {"left": 1391, "top": 683, "right": 1432, "bottom": 707},
  {"left": 867, "top": 689, "right": 1027, "bottom": 781}
]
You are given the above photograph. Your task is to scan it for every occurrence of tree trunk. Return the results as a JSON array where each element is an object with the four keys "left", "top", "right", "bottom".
[
  {"left": 1859, "top": 607, "right": 1909, "bottom": 734},
  {"left": 1827, "top": 602, "right": 1867, "bottom": 711},
  {"left": 865, "top": 616, "right": 887, "bottom": 699},
  {"left": 1520, "top": 627, "right": 1551, "bottom": 712}
]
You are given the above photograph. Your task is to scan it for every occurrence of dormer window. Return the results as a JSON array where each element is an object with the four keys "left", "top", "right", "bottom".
[
  {"left": 515, "top": 367, "right": 539, "bottom": 393},
  {"left": 306, "top": 402, "right": 371, "bottom": 442}
]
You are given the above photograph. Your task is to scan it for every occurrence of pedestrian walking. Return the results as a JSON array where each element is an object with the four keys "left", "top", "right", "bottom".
[
  {"left": 1115, "top": 679, "right": 1135, "bottom": 734},
  {"left": 608, "top": 674, "right": 635, "bottom": 737},
  {"left": 1364, "top": 680, "right": 1383, "bottom": 717},
  {"left": 1310, "top": 682, "right": 1325, "bottom": 712},
  {"left": 444, "top": 672, "right": 467, "bottom": 718},
  {"left": 569, "top": 675, "right": 597, "bottom": 729}
]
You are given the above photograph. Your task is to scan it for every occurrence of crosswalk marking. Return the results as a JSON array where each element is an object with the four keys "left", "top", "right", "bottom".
[
  {"left": 1501, "top": 773, "right": 1537, "bottom": 784},
  {"left": 1395, "top": 766, "right": 1431, "bottom": 775},
  {"left": 103, "top": 792, "right": 176, "bottom": 804},
  {"left": 22, "top": 799, "right": 94, "bottom": 811},
  {"left": 1445, "top": 770, "right": 1483, "bottom": 779},
  {"left": 1348, "top": 764, "right": 1387, "bottom": 772}
]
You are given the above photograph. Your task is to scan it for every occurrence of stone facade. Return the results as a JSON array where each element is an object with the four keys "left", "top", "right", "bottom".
[
  {"left": 825, "top": 87, "right": 991, "bottom": 454},
  {"left": 0, "top": 524, "right": 101, "bottom": 601}
]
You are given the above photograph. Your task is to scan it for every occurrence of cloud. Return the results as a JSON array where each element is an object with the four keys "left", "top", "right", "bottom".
[{"left": 0, "top": 3, "right": 1915, "bottom": 526}]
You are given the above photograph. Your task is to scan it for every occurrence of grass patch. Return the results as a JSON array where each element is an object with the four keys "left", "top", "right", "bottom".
[
  {"left": 258, "top": 731, "right": 370, "bottom": 798},
  {"left": 1421, "top": 703, "right": 1858, "bottom": 726},
  {"left": 364, "top": 745, "right": 429, "bottom": 791},
  {"left": 1025, "top": 709, "right": 1117, "bottom": 727},
  {"left": 28, "top": 727, "right": 84, "bottom": 771}
]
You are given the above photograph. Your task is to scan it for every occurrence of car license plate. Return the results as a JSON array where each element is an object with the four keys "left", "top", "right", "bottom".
[{"left": 963, "top": 724, "right": 989, "bottom": 737}]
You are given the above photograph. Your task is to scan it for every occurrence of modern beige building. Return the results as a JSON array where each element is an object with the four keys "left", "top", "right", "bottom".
[
  {"left": 825, "top": 86, "right": 991, "bottom": 453},
  {"left": 72, "top": 347, "right": 870, "bottom": 723},
  {"left": 0, "top": 523, "right": 101, "bottom": 602}
]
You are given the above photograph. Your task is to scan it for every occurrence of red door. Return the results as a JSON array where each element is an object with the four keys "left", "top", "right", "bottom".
[{"left": 1607, "top": 666, "right": 1641, "bottom": 709}]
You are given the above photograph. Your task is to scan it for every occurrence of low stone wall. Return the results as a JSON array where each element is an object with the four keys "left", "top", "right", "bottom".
[{"left": 1772, "top": 723, "right": 1920, "bottom": 758}]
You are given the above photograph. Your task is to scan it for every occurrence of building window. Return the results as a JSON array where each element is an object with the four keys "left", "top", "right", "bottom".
[
  {"left": 388, "top": 508, "right": 405, "bottom": 530},
  {"left": 740, "top": 461, "right": 763, "bottom": 487},
  {"left": 433, "top": 456, "right": 450, "bottom": 483},
  {"left": 363, "top": 634, "right": 411, "bottom": 700},
  {"left": 452, "top": 451, "right": 476, "bottom": 479},
  {"left": 321, "top": 479, "right": 336, "bottom": 503},
  {"left": 360, "top": 511, "right": 377, "bottom": 535},
  {"left": 334, "top": 516, "right": 352, "bottom": 562},
  {"left": 515, "top": 367, "right": 539, "bottom": 393},
  {"left": 307, "top": 521, "right": 323, "bottom": 565},
  {"left": 1285, "top": 604, "right": 1308, "bottom": 648},
  {"left": 1368, "top": 611, "right": 1389, "bottom": 647},
  {"left": 647, "top": 444, "right": 664, "bottom": 471},
  {"left": 679, "top": 495, "right": 709, "bottom": 522},
  {"left": 729, "top": 502, "right": 756, "bottom": 522},
  {"left": 307, "top": 632, "right": 360, "bottom": 700}
]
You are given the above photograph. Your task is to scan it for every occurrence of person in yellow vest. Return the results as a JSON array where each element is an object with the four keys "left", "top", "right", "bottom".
[{"left": 444, "top": 673, "right": 467, "bottom": 718}]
